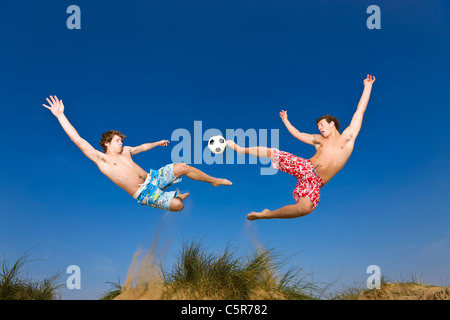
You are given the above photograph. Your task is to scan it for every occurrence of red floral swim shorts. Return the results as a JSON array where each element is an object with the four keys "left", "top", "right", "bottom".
[{"left": 271, "top": 148, "right": 325, "bottom": 209}]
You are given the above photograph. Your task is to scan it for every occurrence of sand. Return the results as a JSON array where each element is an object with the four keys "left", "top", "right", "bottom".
[{"left": 357, "top": 283, "right": 450, "bottom": 300}]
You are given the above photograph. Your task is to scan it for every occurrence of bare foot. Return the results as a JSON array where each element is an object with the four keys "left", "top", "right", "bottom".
[
  {"left": 212, "top": 178, "right": 233, "bottom": 187},
  {"left": 226, "top": 140, "right": 245, "bottom": 154},
  {"left": 247, "top": 209, "right": 270, "bottom": 221},
  {"left": 177, "top": 193, "right": 190, "bottom": 201}
]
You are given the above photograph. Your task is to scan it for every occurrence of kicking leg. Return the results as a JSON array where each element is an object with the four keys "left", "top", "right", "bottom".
[
  {"left": 247, "top": 197, "right": 314, "bottom": 220},
  {"left": 227, "top": 140, "right": 272, "bottom": 158},
  {"left": 173, "top": 163, "right": 232, "bottom": 187}
]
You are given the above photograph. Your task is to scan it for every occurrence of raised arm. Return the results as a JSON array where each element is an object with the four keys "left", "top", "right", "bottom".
[
  {"left": 280, "top": 110, "right": 321, "bottom": 146},
  {"left": 127, "top": 140, "right": 170, "bottom": 155},
  {"left": 43, "top": 95, "right": 102, "bottom": 163},
  {"left": 344, "top": 74, "right": 376, "bottom": 140}
]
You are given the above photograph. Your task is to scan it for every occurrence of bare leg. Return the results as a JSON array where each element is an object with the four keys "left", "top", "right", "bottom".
[
  {"left": 227, "top": 140, "right": 272, "bottom": 158},
  {"left": 169, "top": 197, "right": 184, "bottom": 212},
  {"left": 227, "top": 140, "right": 315, "bottom": 220},
  {"left": 173, "top": 163, "right": 232, "bottom": 187},
  {"left": 168, "top": 193, "right": 190, "bottom": 212},
  {"left": 247, "top": 198, "right": 314, "bottom": 220}
]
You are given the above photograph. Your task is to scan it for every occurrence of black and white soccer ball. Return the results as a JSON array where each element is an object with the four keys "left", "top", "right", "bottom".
[{"left": 208, "top": 135, "right": 226, "bottom": 154}]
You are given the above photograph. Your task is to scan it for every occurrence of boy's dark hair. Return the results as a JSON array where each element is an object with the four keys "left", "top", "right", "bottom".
[
  {"left": 100, "top": 130, "right": 126, "bottom": 152},
  {"left": 315, "top": 114, "right": 340, "bottom": 132}
]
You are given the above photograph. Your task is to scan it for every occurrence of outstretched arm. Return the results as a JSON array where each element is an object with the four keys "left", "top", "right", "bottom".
[
  {"left": 344, "top": 74, "right": 376, "bottom": 140},
  {"left": 279, "top": 110, "right": 321, "bottom": 146},
  {"left": 43, "top": 95, "right": 102, "bottom": 163},
  {"left": 128, "top": 140, "right": 170, "bottom": 155}
]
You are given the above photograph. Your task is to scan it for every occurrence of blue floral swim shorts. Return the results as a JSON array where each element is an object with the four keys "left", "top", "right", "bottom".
[{"left": 132, "top": 163, "right": 182, "bottom": 211}]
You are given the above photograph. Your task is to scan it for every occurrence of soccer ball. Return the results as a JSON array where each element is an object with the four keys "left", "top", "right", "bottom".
[{"left": 208, "top": 135, "right": 226, "bottom": 154}]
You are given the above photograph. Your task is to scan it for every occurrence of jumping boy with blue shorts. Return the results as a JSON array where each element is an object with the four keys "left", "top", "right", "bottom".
[{"left": 43, "top": 95, "right": 232, "bottom": 212}]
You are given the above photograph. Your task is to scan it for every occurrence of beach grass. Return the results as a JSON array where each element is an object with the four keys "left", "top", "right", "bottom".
[
  {"left": 0, "top": 250, "right": 62, "bottom": 300},
  {"left": 3, "top": 245, "right": 446, "bottom": 300},
  {"left": 103, "top": 239, "right": 327, "bottom": 300}
]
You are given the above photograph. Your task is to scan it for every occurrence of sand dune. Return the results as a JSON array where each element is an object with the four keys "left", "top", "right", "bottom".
[{"left": 357, "top": 283, "right": 450, "bottom": 300}]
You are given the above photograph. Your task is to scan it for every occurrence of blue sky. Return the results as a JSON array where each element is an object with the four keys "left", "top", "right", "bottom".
[{"left": 1, "top": 0, "right": 449, "bottom": 299}]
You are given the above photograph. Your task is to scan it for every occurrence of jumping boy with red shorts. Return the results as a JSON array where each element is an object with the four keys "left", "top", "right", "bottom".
[{"left": 227, "top": 74, "right": 376, "bottom": 220}]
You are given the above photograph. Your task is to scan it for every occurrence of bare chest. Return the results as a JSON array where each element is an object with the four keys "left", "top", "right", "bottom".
[
  {"left": 312, "top": 138, "right": 354, "bottom": 169},
  {"left": 320, "top": 139, "right": 353, "bottom": 155},
  {"left": 98, "top": 152, "right": 146, "bottom": 178},
  {"left": 102, "top": 152, "right": 134, "bottom": 168}
]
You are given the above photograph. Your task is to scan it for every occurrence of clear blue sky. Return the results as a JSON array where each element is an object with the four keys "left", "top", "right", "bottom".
[{"left": 1, "top": 0, "right": 449, "bottom": 299}]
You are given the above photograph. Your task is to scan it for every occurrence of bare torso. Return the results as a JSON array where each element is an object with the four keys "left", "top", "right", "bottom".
[
  {"left": 309, "top": 131, "right": 355, "bottom": 185},
  {"left": 96, "top": 147, "right": 148, "bottom": 197}
]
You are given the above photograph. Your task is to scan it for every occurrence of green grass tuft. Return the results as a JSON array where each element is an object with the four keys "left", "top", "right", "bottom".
[
  {"left": 0, "top": 249, "right": 63, "bottom": 300},
  {"left": 104, "top": 239, "right": 327, "bottom": 300}
]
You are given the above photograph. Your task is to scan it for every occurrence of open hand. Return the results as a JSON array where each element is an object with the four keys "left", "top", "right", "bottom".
[
  {"left": 363, "top": 74, "right": 376, "bottom": 86},
  {"left": 43, "top": 95, "right": 65, "bottom": 117},
  {"left": 279, "top": 109, "right": 288, "bottom": 122}
]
